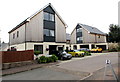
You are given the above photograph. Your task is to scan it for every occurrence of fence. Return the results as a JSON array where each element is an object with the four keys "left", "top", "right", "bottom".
[{"left": 1, "top": 50, "right": 34, "bottom": 63}]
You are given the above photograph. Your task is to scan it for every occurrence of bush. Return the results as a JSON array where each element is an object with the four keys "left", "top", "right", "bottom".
[
  {"left": 51, "top": 55, "right": 58, "bottom": 62},
  {"left": 38, "top": 55, "right": 58, "bottom": 64},
  {"left": 38, "top": 56, "right": 46, "bottom": 63},
  {"left": 108, "top": 48, "right": 117, "bottom": 52},
  {"left": 34, "top": 51, "right": 41, "bottom": 55}
]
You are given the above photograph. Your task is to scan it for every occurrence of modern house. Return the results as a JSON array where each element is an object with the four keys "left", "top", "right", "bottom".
[
  {"left": 70, "top": 23, "right": 108, "bottom": 50},
  {"left": 8, "top": 3, "right": 67, "bottom": 55}
]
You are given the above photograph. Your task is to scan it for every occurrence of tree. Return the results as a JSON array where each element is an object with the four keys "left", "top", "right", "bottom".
[{"left": 107, "top": 24, "right": 120, "bottom": 43}]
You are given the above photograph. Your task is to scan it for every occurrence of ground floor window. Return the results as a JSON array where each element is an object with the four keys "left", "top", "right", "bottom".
[
  {"left": 34, "top": 45, "right": 43, "bottom": 54},
  {"left": 73, "top": 45, "right": 77, "bottom": 50}
]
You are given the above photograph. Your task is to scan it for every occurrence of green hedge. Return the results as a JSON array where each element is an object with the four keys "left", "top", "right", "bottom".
[{"left": 38, "top": 55, "right": 58, "bottom": 64}]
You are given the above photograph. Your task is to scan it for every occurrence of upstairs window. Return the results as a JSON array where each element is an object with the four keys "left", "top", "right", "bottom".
[
  {"left": 17, "top": 31, "right": 19, "bottom": 38},
  {"left": 13, "top": 33, "right": 15, "bottom": 39},
  {"left": 44, "top": 12, "right": 54, "bottom": 21},
  {"left": 50, "top": 30, "right": 54, "bottom": 36},
  {"left": 98, "top": 35, "right": 100, "bottom": 38},
  {"left": 77, "top": 37, "right": 83, "bottom": 41},
  {"left": 44, "top": 29, "right": 55, "bottom": 37},
  {"left": 77, "top": 28, "right": 82, "bottom": 32}
]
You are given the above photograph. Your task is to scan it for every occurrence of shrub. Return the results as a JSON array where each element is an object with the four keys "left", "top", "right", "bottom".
[
  {"left": 34, "top": 51, "right": 41, "bottom": 55},
  {"left": 108, "top": 48, "right": 117, "bottom": 52},
  {"left": 38, "top": 56, "right": 46, "bottom": 63},
  {"left": 51, "top": 54, "right": 58, "bottom": 62}
]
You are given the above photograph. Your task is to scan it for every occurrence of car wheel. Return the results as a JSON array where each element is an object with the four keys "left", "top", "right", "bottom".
[{"left": 75, "top": 54, "right": 78, "bottom": 57}]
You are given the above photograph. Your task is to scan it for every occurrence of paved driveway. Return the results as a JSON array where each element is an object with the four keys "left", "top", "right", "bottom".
[{"left": 57, "top": 52, "right": 118, "bottom": 73}]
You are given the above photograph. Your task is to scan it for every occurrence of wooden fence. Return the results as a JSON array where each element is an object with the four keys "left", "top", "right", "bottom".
[{"left": 1, "top": 50, "right": 34, "bottom": 63}]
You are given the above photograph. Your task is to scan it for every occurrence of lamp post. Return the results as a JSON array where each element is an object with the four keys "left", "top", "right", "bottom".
[{"left": 25, "top": 18, "right": 30, "bottom": 51}]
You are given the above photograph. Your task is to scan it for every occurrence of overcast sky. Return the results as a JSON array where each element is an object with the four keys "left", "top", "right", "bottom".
[{"left": 0, "top": 0, "right": 119, "bottom": 43}]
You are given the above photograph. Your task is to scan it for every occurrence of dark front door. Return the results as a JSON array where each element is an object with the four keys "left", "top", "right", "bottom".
[{"left": 49, "top": 45, "right": 57, "bottom": 54}]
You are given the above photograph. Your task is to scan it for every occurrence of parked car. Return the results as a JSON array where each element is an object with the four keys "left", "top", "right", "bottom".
[
  {"left": 68, "top": 50, "right": 85, "bottom": 57},
  {"left": 78, "top": 48, "right": 90, "bottom": 52},
  {"left": 90, "top": 47, "right": 102, "bottom": 53},
  {"left": 78, "top": 48, "right": 91, "bottom": 56},
  {"left": 60, "top": 51, "right": 72, "bottom": 60},
  {"left": 50, "top": 50, "right": 72, "bottom": 60},
  {"left": 50, "top": 50, "right": 61, "bottom": 60}
]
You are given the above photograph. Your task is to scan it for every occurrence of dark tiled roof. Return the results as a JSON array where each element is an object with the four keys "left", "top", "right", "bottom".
[{"left": 79, "top": 23, "right": 106, "bottom": 35}]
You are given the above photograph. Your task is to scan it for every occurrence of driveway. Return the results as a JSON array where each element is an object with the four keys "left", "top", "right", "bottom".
[{"left": 56, "top": 52, "right": 118, "bottom": 73}]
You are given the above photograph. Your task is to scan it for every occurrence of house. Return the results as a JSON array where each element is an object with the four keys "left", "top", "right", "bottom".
[
  {"left": 0, "top": 42, "right": 9, "bottom": 51},
  {"left": 70, "top": 23, "right": 108, "bottom": 50},
  {"left": 8, "top": 3, "right": 67, "bottom": 55}
]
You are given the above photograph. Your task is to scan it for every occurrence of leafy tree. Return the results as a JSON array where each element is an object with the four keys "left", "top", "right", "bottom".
[{"left": 107, "top": 24, "right": 120, "bottom": 43}]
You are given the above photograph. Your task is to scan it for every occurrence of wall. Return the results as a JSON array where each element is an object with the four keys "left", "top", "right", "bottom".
[
  {"left": 1, "top": 50, "right": 34, "bottom": 63},
  {"left": 26, "top": 11, "right": 43, "bottom": 42},
  {"left": 82, "top": 28, "right": 106, "bottom": 43},
  {"left": 70, "top": 29, "right": 76, "bottom": 44},
  {"left": 9, "top": 24, "right": 25, "bottom": 45},
  {"left": 55, "top": 14, "right": 66, "bottom": 43}
]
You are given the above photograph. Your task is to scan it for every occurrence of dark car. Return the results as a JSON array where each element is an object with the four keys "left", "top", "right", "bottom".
[
  {"left": 50, "top": 50, "right": 72, "bottom": 60},
  {"left": 50, "top": 50, "right": 61, "bottom": 60},
  {"left": 78, "top": 48, "right": 90, "bottom": 52}
]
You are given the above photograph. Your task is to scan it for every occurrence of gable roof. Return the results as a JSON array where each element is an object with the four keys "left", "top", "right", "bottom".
[
  {"left": 8, "top": 3, "right": 67, "bottom": 33},
  {"left": 78, "top": 23, "right": 106, "bottom": 35}
]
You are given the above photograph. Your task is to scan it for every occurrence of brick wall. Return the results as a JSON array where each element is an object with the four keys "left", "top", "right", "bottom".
[{"left": 1, "top": 50, "right": 34, "bottom": 63}]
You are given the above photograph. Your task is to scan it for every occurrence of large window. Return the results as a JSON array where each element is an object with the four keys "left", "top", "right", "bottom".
[
  {"left": 34, "top": 45, "right": 43, "bottom": 54},
  {"left": 44, "top": 12, "right": 54, "bottom": 21},
  {"left": 50, "top": 30, "right": 54, "bottom": 36},
  {"left": 44, "top": 29, "right": 55, "bottom": 37},
  {"left": 77, "top": 37, "right": 83, "bottom": 41},
  {"left": 77, "top": 28, "right": 82, "bottom": 32}
]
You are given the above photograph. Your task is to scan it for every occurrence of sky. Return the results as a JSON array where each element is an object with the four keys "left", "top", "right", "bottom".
[{"left": 0, "top": 0, "right": 119, "bottom": 43}]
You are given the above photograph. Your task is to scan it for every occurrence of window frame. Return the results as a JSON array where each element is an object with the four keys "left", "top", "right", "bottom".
[
  {"left": 44, "top": 12, "right": 54, "bottom": 22},
  {"left": 44, "top": 29, "right": 55, "bottom": 37},
  {"left": 17, "top": 31, "right": 19, "bottom": 38},
  {"left": 13, "top": 33, "right": 15, "bottom": 39},
  {"left": 34, "top": 45, "right": 43, "bottom": 54}
]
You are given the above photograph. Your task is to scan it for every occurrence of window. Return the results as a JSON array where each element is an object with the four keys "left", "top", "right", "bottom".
[
  {"left": 49, "top": 14, "right": 54, "bottom": 21},
  {"left": 17, "top": 31, "right": 19, "bottom": 38},
  {"left": 77, "top": 37, "right": 83, "bottom": 41},
  {"left": 50, "top": 30, "right": 54, "bottom": 36},
  {"left": 98, "top": 35, "right": 100, "bottom": 38},
  {"left": 13, "top": 33, "right": 15, "bottom": 39},
  {"left": 44, "top": 29, "right": 49, "bottom": 36},
  {"left": 44, "top": 29, "right": 55, "bottom": 37},
  {"left": 34, "top": 45, "right": 43, "bottom": 54},
  {"left": 44, "top": 12, "right": 54, "bottom": 21},
  {"left": 44, "top": 12, "right": 49, "bottom": 20},
  {"left": 77, "top": 28, "right": 82, "bottom": 32}
]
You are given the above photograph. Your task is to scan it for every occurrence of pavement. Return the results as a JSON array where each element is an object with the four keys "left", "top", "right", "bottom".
[{"left": 2, "top": 62, "right": 59, "bottom": 76}]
